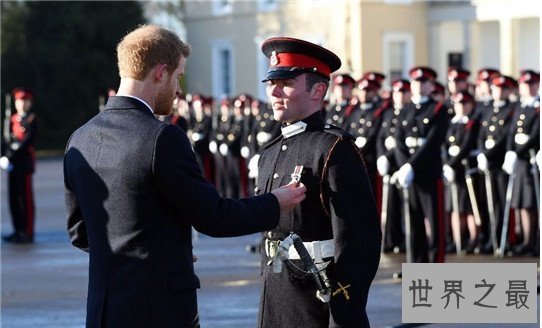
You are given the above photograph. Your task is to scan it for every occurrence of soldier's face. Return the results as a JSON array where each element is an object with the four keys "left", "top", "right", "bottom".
[
  {"left": 14, "top": 99, "right": 32, "bottom": 114},
  {"left": 392, "top": 90, "right": 410, "bottom": 106},
  {"left": 333, "top": 84, "right": 352, "bottom": 101},
  {"left": 267, "top": 75, "right": 312, "bottom": 123},
  {"left": 519, "top": 82, "right": 538, "bottom": 98},
  {"left": 411, "top": 80, "right": 434, "bottom": 97}
]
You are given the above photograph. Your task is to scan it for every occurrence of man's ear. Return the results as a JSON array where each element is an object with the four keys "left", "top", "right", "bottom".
[
  {"left": 311, "top": 82, "right": 327, "bottom": 101},
  {"left": 154, "top": 64, "right": 168, "bottom": 82}
]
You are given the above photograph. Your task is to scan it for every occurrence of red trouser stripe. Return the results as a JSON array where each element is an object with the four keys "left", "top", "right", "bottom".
[
  {"left": 436, "top": 179, "right": 446, "bottom": 263},
  {"left": 24, "top": 174, "right": 34, "bottom": 237},
  {"left": 375, "top": 174, "right": 383, "bottom": 218}
]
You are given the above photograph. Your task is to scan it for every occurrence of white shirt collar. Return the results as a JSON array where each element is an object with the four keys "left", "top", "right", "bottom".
[
  {"left": 117, "top": 94, "right": 154, "bottom": 114},
  {"left": 281, "top": 121, "right": 307, "bottom": 138},
  {"left": 411, "top": 95, "right": 429, "bottom": 106}
]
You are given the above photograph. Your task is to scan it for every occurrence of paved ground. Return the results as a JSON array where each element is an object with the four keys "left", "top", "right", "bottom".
[{"left": 1, "top": 158, "right": 539, "bottom": 327}]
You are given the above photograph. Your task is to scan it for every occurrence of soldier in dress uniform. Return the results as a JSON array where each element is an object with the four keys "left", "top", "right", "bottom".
[
  {"left": 475, "top": 68, "right": 501, "bottom": 118},
  {"left": 476, "top": 75, "right": 517, "bottom": 254},
  {"left": 1, "top": 88, "right": 38, "bottom": 243},
  {"left": 246, "top": 99, "right": 281, "bottom": 190},
  {"left": 376, "top": 79, "right": 411, "bottom": 253},
  {"left": 442, "top": 92, "right": 481, "bottom": 254},
  {"left": 391, "top": 66, "right": 448, "bottom": 264},
  {"left": 347, "top": 77, "right": 388, "bottom": 194},
  {"left": 501, "top": 70, "right": 540, "bottom": 255},
  {"left": 325, "top": 73, "right": 356, "bottom": 129},
  {"left": 188, "top": 94, "right": 215, "bottom": 184},
  {"left": 170, "top": 94, "right": 189, "bottom": 132},
  {"left": 256, "top": 37, "right": 380, "bottom": 328}
]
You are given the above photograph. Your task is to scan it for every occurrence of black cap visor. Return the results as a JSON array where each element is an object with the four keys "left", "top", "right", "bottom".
[{"left": 263, "top": 67, "right": 309, "bottom": 82}]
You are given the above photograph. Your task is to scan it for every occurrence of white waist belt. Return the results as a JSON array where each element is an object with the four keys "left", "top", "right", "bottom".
[{"left": 265, "top": 238, "right": 335, "bottom": 263}]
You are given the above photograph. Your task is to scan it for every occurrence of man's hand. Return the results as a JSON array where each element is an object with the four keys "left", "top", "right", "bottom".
[{"left": 271, "top": 181, "right": 307, "bottom": 213}]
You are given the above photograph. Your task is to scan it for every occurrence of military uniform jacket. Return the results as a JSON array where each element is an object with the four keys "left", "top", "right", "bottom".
[
  {"left": 506, "top": 98, "right": 540, "bottom": 160},
  {"left": 346, "top": 99, "right": 388, "bottom": 161},
  {"left": 477, "top": 100, "right": 515, "bottom": 170},
  {"left": 394, "top": 98, "right": 448, "bottom": 180},
  {"left": 376, "top": 105, "right": 401, "bottom": 171},
  {"left": 325, "top": 99, "right": 355, "bottom": 130},
  {"left": 189, "top": 114, "right": 212, "bottom": 155},
  {"left": 443, "top": 114, "right": 480, "bottom": 171},
  {"left": 257, "top": 111, "right": 381, "bottom": 328},
  {"left": 5, "top": 112, "right": 38, "bottom": 174},
  {"left": 64, "top": 96, "right": 280, "bottom": 328},
  {"left": 247, "top": 108, "right": 281, "bottom": 157}
]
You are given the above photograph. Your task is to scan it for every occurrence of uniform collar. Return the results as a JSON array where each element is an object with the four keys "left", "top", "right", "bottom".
[
  {"left": 493, "top": 99, "right": 507, "bottom": 108},
  {"left": 411, "top": 95, "right": 429, "bottom": 106},
  {"left": 281, "top": 111, "right": 324, "bottom": 138}
]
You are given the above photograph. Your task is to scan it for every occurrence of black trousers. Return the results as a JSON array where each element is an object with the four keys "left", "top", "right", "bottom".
[
  {"left": 8, "top": 171, "right": 35, "bottom": 237},
  {"left": 382, "top": 179, "right": 404, "bottom": 249},
  {"left": 406, "top": 178, "right": 446, "bottom": 263}
]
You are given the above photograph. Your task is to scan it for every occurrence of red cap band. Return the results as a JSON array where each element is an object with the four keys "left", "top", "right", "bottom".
[{"left": 272, "top": 52, "right": 331, "bottom": 77}]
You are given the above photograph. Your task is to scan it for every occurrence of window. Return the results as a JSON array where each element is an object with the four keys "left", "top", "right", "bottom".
[
  {"left": 212, "top": 41, "right": 235, "bottom": 99},
  {"left": 212, "top": 0, "right": 233, "bottom": 16},
  {"left": 383, "top": 32, "right": 414, "bottom": 86}
]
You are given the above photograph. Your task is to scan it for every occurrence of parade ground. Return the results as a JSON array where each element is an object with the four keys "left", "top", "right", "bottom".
[{"left": 1, "top": 158, "right": 539, "bottom": 327}]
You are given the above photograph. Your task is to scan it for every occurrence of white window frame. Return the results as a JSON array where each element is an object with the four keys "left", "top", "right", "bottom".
[
  {"left": 212, "top": 0, "right": 233, "bottom": 16},
  {"left": 382, "top": 31, "right": 414, "bottom": 87},
  {"left": 211, "top": 40, "right": 235, "bottom": 100}
]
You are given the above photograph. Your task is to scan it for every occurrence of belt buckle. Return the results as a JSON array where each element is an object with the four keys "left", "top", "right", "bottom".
[{"left": 267, "top": 240, "right": 279, "bottom": 258}]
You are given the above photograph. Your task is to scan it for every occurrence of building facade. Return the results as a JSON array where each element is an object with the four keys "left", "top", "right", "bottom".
[{"left": 180, "top": 0, "right": 540, "bottom": 100}]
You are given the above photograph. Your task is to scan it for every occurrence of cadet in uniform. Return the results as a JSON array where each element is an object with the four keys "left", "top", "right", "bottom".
[
  {"left": 1, "top": 88, "right": 38, "bottom": 243},
  {"left": 475, "top": 68, "right": 501, "bottom": 119},
  {"left": 442, "top": 92, "right": 481, "bottom": 254},
  {"left": 325, "top": 73, "right": 356, "bottom": 129},
  {"left": 392, "top": 66, "right": 448, "bottom": 263},
  {"left": 346, "top": 77, "right": 388, "bottom": 193},
  {"left": 256, "top": 37, "right": 380, "bottom": 328},
  {"left": 476, "top": 75, "right": 517, "bottom": 253},
  {"left": 502, "top": 70, "right": 540, "bottom": 255},
  {"left": 376, "top": 79, "right": 411, "bottom": 253},
  {"left": 188, "top": 94, "right": 215, "bottom": 184}
]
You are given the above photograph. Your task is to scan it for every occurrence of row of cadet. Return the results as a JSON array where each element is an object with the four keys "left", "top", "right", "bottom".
[{"left": 162, "top": 65, "right": 539, "bottom": 260}]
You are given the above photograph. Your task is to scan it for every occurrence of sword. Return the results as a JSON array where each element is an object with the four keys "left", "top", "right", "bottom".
[
  {"left": 274, "top": 233, "right": 332, "bottom": 303},
  {"left": 464, "top": 168, "right": 483, "bottom": 227},
  {"left": 498, "top": 172, "right": 516, "bottom": 257},
  {"left": 483, "top": 169, "right": 499, "bottom": 256},
  {"left": 449, "top": 181, "right": 462, "bottom": 255},
  {"left": 380, "top": 175, "right": 390, "bottom": 253},
  {"left": 529, "top": 149, "right": 540, "bottom": 213},
  {"left": 401, "top": 186, "right": 413, "bottom": 263}
]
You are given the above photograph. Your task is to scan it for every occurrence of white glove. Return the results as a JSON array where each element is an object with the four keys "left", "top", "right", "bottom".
[
  {"left": 0, "top": 156, "right": 13, "bottom": 171},
  {"left": 396, "top": 163, "right": 414, "bottom": 188},
  {"left": 536, "top": 150, "right": 542, "bottom": 169},
  {"left": 377, "top": 156, "right": 390, "bottom": 176},
  {"left": 219, "top": 143, "right": 229, "bottom": 156},
  {"left": 209, "top": 141, "right": 217, "bottom": 154},
  {"left": 241, "top": 146, "right": 250, "bottom": 159},
  {"left": 477, "top": 153, "right": 488, "bottom": 172},
  {"left": 502, "top": 151, "right": 517, "bottom": 175},
  {"left": 443, "top": 164, "right": 455, "bottom": 183},
  {"left": 248, "top": 154, "right": 260, "bottom": 179}
]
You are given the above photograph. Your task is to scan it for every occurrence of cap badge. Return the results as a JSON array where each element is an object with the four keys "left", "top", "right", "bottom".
[
  {"left": 416, "top": 68, "right": 423, "bottom": 78},
  {"left": 270, "top": 51, "right": 279, "bottom": 66},
  {"left": 481, "top": 71, "right": 489, "bottom": 79}
]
